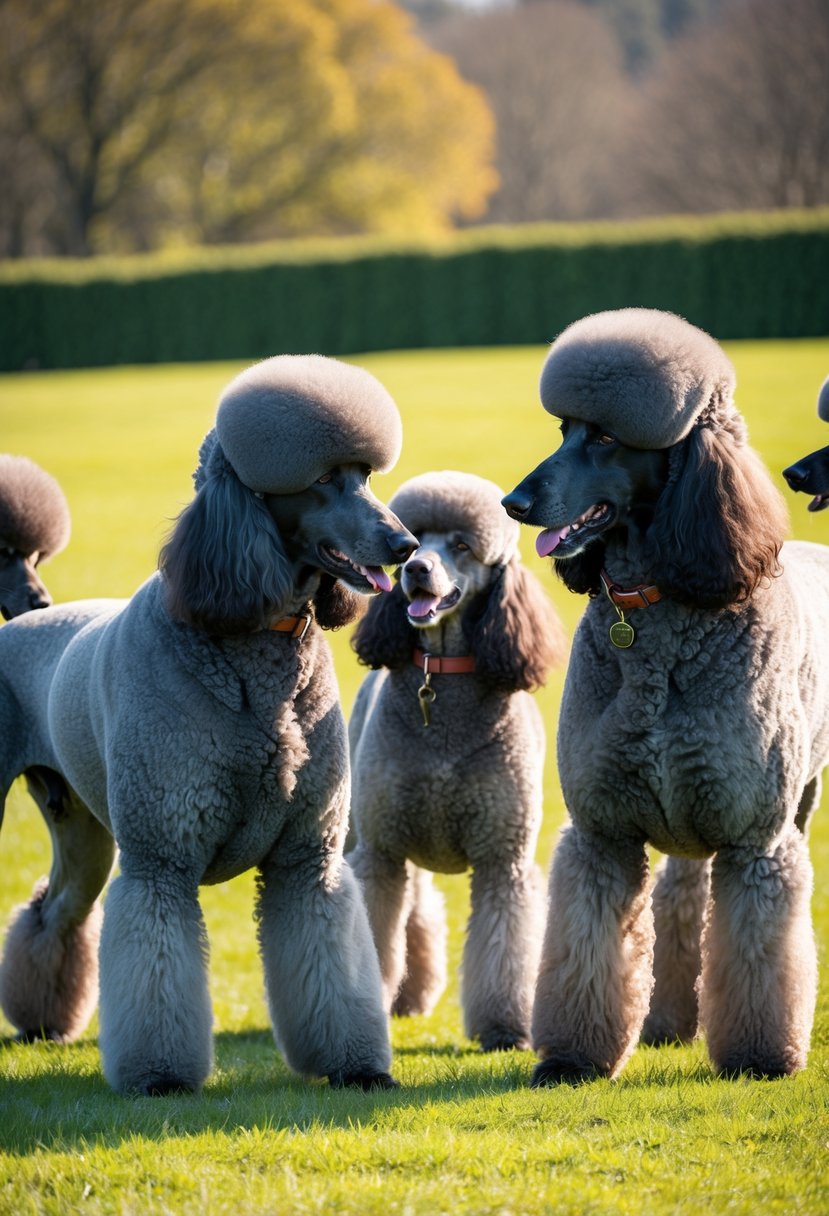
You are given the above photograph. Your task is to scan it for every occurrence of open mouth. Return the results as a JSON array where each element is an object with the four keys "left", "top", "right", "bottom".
[
  {"left": 808, "top": 493, "right": 829, "bottom": 512},
  {"left": 536, "top": 502, "right": 615, "bottom": 557},
  {"left": 318, "top": 544, "right": 393, "bottom": 593},
  {"left": 406, "top": 585, "right": 462, "bottom": 624}
]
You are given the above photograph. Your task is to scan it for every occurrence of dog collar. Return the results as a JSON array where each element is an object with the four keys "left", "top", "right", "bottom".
[
  {"left": 599, "top": 571, "right": 662, "bottom": 611},
  {"left": 412, "top": 647, "right": 475, "bottom": 728},
  {"left": 412, "top": 647, "right": 476, "bottom": 675},
  {"left": 269, "top": 614, "right": 312, "bottom": 640},
  {"left": 599, "top": 571, "right": 661, "bottom": 649}
]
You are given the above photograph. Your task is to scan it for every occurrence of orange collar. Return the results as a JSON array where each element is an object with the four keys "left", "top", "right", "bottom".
[
  {"left": 412, "top": 646, "right": 476, "bottom": 675},
  {"left": 600, "top": 571, "right": 662, "bottom": 611},
  {"left": 269, "top": 614, "right": 312, "bottom": 640}
]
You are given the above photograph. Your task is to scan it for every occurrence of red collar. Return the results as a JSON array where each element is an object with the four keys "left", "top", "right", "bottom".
[
  {"left": 412, "top": 646, "right": 476, "bottom": 674},
  {"left": 269, "top": 614, "right": 312, "bottom": 640},
  {"left": 600, "top": 571, "right": 662, "bottom": 611}
]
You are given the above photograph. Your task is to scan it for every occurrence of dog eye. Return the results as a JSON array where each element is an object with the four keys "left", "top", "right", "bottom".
[
  {"left": 317, "top": 472, "right": 333, "bottom": 485},
  {"left": 595, "top": 433, "right": 616, "bottom": 447},
  {"left": 455, "top": 540, "right": 470, "bottom": 551}
]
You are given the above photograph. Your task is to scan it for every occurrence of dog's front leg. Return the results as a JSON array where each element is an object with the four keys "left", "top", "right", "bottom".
[
  {"left": 531, "top": 825, "right": 653, "bottom": 1084},
  {"left": 257, "top": 846, "right": 396, "bottom": 1089},
  {"left": 97, "top": 865, "right": 213, "bottom": 1095},
  {"left": 347, "top": 844, "right": 411, "bottom": 1013},
  {"left": 700, "top": 828, "right": 816, "bottom": 1078},
  {"left": 462, "top": 858, "right": 544, "bottom": 1052}
]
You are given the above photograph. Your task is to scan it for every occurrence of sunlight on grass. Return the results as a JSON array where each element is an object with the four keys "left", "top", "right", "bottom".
[{"left": 1, "top": 341, "right": 828, "bottom": 1214}]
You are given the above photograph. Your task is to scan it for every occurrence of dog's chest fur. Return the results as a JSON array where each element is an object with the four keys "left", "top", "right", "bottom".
[
  {"left": 558, "top": 595, "right": 790, "bottom": 855},
  {"left": 353, "top": 670, "right": 541, "bottom": 872}
]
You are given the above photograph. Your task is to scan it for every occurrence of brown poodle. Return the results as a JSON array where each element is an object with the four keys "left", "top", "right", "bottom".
[{"left": 348, "top": 471, "right": 566, "bottom": 1050}]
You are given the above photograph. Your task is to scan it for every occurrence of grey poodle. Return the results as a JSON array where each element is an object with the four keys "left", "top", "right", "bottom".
[
  {"left": 0, "top": 354, "right": 418, "bottom": 1094},
  {"left": 783, "top": 375, "right": 829, "bottom": 511},
  {"left": 503, "top": 309, "right": 829, "bottom": 1082},
  {"left": 0, "top": 454, "right": 70, "bottom": 620},
  {"left": 348, "top": 471, "right": 566, "bottom": 1050}
]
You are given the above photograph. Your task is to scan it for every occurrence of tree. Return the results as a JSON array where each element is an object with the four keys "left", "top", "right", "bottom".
[
  {"left": 0, "top": 0, "right": 497, "bottom": 256},
  {"left": 620, "top": 0, "right": 829, "bottom": 214},
  {"left": 434, "top": 1, "right": 635, "bottom": 223}
]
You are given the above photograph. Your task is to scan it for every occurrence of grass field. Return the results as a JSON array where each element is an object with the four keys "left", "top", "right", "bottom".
[{"left": 1, "top": 341, "right": 829, "bottom": 1215}]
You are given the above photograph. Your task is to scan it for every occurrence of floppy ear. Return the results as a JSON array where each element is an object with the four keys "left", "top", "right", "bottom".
[
  {"left": 645, "top": 422, "right": 788, "bottom": 609},
  {"left": 464, "top": 558, "right": 567, "bottom": 691},
  {"left": 314, "top": 575, "right": 365, "bottom": 631},
  {"left": 352, "top": 581, "right": 413, "bottom": 670},
  {"left": 159, "top": 457, "right": 293, "bottom": 635}
]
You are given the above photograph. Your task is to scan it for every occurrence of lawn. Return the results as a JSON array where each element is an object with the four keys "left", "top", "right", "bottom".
[{"left": 1, "top": 340, "right": 828, "bottom": 1215}]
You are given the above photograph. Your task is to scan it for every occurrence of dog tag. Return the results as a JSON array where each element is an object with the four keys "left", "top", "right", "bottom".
[
  {"left": 417, "top": 682, "right": 436, "bottom": 727},
  {"left": 609, "top": 619, "right": 635, "bottom": 648}
]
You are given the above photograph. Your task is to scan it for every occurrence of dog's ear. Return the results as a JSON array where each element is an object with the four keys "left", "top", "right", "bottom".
[
  {"left": 159, "top": 456, "right": 293, "bottom": 635},
  {"left": 464, "top": 558, "right": 567, "bottom": 691},
  {"left": 352, "top": 581, "right": 412, "bottom": 669},
  {"left": 645, "top": 422, "right": 788, "bottom": 609}
]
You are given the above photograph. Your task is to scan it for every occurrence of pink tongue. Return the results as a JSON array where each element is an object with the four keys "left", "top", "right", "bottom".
[
  {"left": 408, "top": 592, "right": 441, "bottom": 619},
  {"left": 536, "top": 526, "right": 571, "bottom": 557},
  {"left": 366, "top": 567, "right": 393, "bottom": 593}
]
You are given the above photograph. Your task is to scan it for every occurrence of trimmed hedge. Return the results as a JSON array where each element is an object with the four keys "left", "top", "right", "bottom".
[{"left": 1, "top": 210, "right": 828, "bottom": 371}]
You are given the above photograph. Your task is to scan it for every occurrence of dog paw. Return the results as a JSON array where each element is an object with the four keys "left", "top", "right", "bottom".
[
  {"left": 328, "top": 1070, "right": 400, "bottom": 1091},
  {"left": 479, "top": 1028, "right": 531, "bottom": 1053},
  {"left": 530, "top": 1054, "right": 602, "bottom": 1087}
]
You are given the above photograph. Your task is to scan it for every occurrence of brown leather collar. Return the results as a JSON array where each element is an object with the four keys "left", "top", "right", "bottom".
[
  {"left": 413, "top": 646, "right": 476, "bottom": 674},
  {"left": 600, "top": 571, "right": 662, "bottom": 610},
  {"left": 269, "top": 614, "right": 312, "bottom": 640}
]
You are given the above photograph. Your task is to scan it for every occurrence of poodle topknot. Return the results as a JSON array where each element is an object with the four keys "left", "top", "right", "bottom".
[
  {"left": 818, "top": 375, "right": 829, "bottom": 422},
  {"left": 539, "top": 308, "right": 736, "bottom": 449},
  {"left": 0, "top": 454, "right": 70, "bottom": 558},
  {"left": 213, "top": 354, "right": 403, "bottom": 493},
  {"left": 389, "top": 470, "right": 520, "bottom": 566}
]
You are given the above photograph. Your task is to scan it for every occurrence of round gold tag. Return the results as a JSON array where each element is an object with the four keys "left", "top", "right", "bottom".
[{"left": 609, "top": 620, "right": 635, "bottom": 648}]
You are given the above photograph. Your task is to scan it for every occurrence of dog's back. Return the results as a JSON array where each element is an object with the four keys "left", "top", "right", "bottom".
[{"left": 0, "top": 599, "right": 122, "bottom": 801}]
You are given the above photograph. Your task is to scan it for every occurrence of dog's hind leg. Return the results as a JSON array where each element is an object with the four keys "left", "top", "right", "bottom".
[
  {"left": 699, "top": 829, "right": 816, "bottom": 1078},
  {"left": 794, "top": 774, "right": 821, "bottom": 836},
  {"left": 462, "top": 859, "right": 544, "bottom": 1052},
  {"left": 392, "top": 866, "right": 447, "bottom": 1017},
  {"left": 97, "top": 862, "right": 214, "bottom": 1095},
  {"left": 0, "top": 770, "right": 115, "bottom": 1042},
  {"left": 531, "top": 826, "right": 654, "bottom": 1084},
  {"left": 641, "top": 855, "right": 711, "bottom": 1045},
  {"left": 257, "top": 849, "right": 395, "bottom": 1089}
]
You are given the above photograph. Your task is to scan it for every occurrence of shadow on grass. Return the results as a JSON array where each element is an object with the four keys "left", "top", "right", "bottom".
[{"left": 0, "top": 1028, "right": 735, "bottom": 1156}]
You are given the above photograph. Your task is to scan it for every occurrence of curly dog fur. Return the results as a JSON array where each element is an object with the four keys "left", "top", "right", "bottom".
[
  {"left": 0, "top": 454, "right": 70, "bottom": 620},
  {"left": 0, "top": 355, "right": 418, "bottom": 1094},
  {"left": 348, "top": 471, "right": 566, "bottom": 1050},
  {"left": 504, "top": 309, "right": 829, "bottom": 1082},
  {"left": 783, "top": 375, "right": 829, "bottom": 512}
]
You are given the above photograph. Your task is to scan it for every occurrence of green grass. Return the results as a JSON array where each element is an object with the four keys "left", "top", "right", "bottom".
[{"left": 1, "top": 341, "right": 829, "bottom": 1215}]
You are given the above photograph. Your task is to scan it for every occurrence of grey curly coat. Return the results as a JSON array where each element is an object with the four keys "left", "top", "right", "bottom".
[
  {"left": 503, "top": 309, "right": 829, "bottom": 1082},
  {"left": 348, "top": 471, "right": 566, "bottom": 1049},
  {"left": 0, "top": 355, "right": 417, "bottom": 1094}
]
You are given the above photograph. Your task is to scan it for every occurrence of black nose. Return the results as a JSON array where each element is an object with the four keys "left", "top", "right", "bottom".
[
  {"left": 783, "top": 462, "right": 807, "bottom": 489},
  {"left": 502, "top": 489, "right": 533, "bottom": 520},
  {"left": 28, "top": 593, "right": 51, "bottom": 610},
  {"left": 404, "top": 555, "right": 433, "bottom": 577},
  {"left": 388, "top": 529, "right": 418, "bottom": 562}
]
